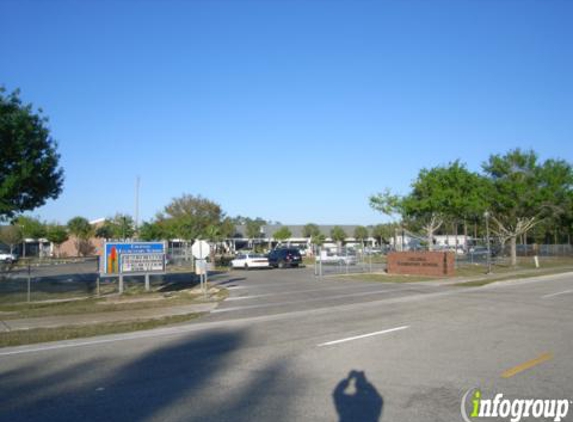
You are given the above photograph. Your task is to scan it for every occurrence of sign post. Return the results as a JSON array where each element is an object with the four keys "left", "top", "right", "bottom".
[
  {"left": 192, "top": 240, "right": 211, "bottom": 296},
  {"left": 101, "top": 242, "right": 166, "bottom": 294}
]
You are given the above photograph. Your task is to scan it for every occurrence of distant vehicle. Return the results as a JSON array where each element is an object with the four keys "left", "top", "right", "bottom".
[
  {"left": 316, "top": 250, "right": 357, "bottom": 265},
  {"left": 436, "top": 245, "right": 465, "bottom": 255},
  {"left": 267, "top": 248, "right": 302, "bottom": 268},
  {"left": 469, "top": 246, "right": 500, "bottom": 257},
  {"left": 364, "top": 247, "right": 382, "bottom": 255},
  {"left": 469, "top": 246, "right": 489, "bottom": 255},
  {"left": 230, "top": 253, "right": 270, "bottom": 270},
  {"left": 0, "top": 252, "right": 18, "bottom": 263}
]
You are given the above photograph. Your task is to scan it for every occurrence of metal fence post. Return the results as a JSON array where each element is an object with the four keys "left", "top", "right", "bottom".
[
  {"left": 27, "top": 264, "right": 31, "bottom": 303},
  {"left": 319, "top": 246, "right": 323, "bottom": 278}
]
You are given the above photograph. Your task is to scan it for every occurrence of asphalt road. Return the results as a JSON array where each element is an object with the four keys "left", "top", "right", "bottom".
[{"left": 1, "top": 268, "right": 572, "bottom": 422}]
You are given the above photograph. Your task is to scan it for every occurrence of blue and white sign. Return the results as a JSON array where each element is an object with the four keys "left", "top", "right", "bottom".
[{"left": 103, "top": 242, "right": 166, "bottom": 274}]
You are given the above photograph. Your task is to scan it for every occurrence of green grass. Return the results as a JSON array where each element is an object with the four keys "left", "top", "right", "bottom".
[
  {"left": 340, "top": 273, "right": 438, "bottom": 283},
  {"left": 0, "top": 313, "right": 203, "bottom": 348},
  {"left": 0, "top": 284, "right": 227, "bottom": 320},
  {"left": 0, "top": 263, "right": 232, "bottom": 305},
  {"left": 336, "top": 256, "right": 573, "bottom": 285},
  {"left": 452, "top": 267, "right": 573, "bottom": 287}
]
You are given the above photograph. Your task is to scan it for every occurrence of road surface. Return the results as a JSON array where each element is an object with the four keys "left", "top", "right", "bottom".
[{"left": 1, "top": 269, "right": 572, "bottom": 421}]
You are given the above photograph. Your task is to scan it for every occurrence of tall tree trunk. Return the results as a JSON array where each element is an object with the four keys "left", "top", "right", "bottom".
[
  {"left": 427, "top": 226, "right": 433, "bottom": 251},
  {"left": 510, "top": 236, "right": 517, "bottom": 267}
]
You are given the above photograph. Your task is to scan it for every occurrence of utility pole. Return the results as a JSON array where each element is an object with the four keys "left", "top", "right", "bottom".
[
  {"left": 134, "top": 176, "right": 140, "bottom": 237},
  {"left": 484, "top": 211, "right": 492, "bottom": 274}
]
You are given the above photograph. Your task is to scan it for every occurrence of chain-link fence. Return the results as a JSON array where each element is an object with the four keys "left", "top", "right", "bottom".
[
  {"left": 0, "top": 256, "right": 204, "bottom": 304},
  {"left": 313, "top": 246, "right": 386, "bottom": 277},
  {"left": 455, "top": 243, "right": 572, "bottom": 270},
  {"left": 512, "top": 244, "right": 573, "bottom": 257},
  {"left": 0, "top": 258, "right": 101, "bottom": 303}
]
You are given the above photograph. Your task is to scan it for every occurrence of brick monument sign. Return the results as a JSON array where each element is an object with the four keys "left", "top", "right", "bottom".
[{"left": 387, "top": 251, "right": 455, "bottom": 277}]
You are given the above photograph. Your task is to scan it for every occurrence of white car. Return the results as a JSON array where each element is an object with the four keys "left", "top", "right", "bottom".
[
  {"left": 316, "top": 251, "right": 357, "bottom": 265},
  {"left": 0, "top": 252, "right": 18, "bottom": 263},
  {"left": 230, "top": 253, "right": 270, "bottom": 270}
]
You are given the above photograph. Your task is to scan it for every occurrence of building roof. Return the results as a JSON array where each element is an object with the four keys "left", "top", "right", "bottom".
[{"left": 234, "top": 224, "right": 373, "bottom": 240}]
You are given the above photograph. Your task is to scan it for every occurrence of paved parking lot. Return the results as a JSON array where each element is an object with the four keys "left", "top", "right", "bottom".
[{"left": 207, "top": 266, "right": 439, "bottom": 321}]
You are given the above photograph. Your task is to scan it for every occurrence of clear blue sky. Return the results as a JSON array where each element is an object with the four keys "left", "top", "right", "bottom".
[{"left": 2, "top": 0, "right": 572, "bottom": 225}]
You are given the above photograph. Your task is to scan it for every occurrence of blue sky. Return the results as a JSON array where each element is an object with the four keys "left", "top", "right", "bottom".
[{"left": 2, "top": 0, "right": 572, "bottom": 225}]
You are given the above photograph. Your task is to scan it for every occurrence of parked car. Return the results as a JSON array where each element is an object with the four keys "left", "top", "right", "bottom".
[
  {"left": 316, "top": 250, "right": 357, "bottom": 265},
  {"left": 0, "top": 252, "right": 18, "bottom": 263},
  {"left": 230, "top": 253, "right": 270, "bottom": 270},
  {"left": 267, "top": 248, "right": 302, "bottom": 268},
  {"left": 469, "top": 246, "right": 489, "bottom": 255},
  {"left": 364, "top": 247, "right": 382, "bottom": 255}
]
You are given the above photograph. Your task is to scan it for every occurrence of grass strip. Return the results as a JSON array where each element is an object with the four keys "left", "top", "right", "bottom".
[
  {"left": 0, "top": 313, "right": 203, "bottom": 348},
  {"left": 452, "top": 267, "right": 573, "bottom": 287},
  {"left": 0, "top": 286, "right": 228, "bottom": 320},
  {"left": 340, "top": 273, "right": 436, "bottom": 283}
]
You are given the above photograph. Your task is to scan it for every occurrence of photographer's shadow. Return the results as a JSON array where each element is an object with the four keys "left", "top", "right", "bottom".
[{"left": 333, "top": 370, "right": 383, "bottom": 422}]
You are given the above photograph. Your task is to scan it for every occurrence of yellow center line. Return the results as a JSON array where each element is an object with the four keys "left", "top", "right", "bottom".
[{"left": 502, "top": 352, "right": 553, "bottom": 379}]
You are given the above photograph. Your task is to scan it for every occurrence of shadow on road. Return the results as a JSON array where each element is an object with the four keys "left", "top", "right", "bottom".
[
  {"left": 0, "top": 328, "right": 296, "bottom": 422},
  {"left": 333, "top": 370, "right": 383, "bottom": 422}
]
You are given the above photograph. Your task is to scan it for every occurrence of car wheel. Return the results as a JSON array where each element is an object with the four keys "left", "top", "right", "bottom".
[
  {"left": 244, "top": 263, "right": 249, "bottom": 271},
  {"left": 278, "top": 261, "right": 286, "bottom": 269}
]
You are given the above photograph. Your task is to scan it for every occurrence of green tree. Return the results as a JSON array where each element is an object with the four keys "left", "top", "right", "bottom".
[
  {"left": 15, "top": 216, "right": 46, "bottom": 239},
  {"left": 94, "top": 222, "right": 114, "bottom": 240},
  {"left": 535, "top": 158, "right": 573, "bottom": 244},
  {"left": 330, "top": 226, "right": 347, "bottom": 251},
  {"left": 311, "top": 233, "right": 326, "bottom": 247},
  {"left": 371, "top": 223, "right": 398, "bottom": 247},
  {"left": 303, "top": 223, "right": 322, "bottom": 254},
  {"left": 67, "top": 216, "right": 93, "bottom": 256},
  {"left": 273, "top": 226, "right": 292, "bottom": 244},
  {"left": 483, "top": 149, "right": 573, "bottom": 266},
  {"left": 302, "top": 223, "right": 321, "bottom": 239},
  {"left": 138, "top": 221, "right": 166, "bottom": 241},
  {"left": 370, "top": 161, "right": 488, "bottom": 250},
  {"left": 0, "top": 87, "right": 64, "bottom": 219},
  {"left": 100, "top": 214, "right": 135, "bottom": 240},
  {"left": 45, "top": 224, "right": 69, "bottom": 257},
  {"left": 219, "top": 217, "right": 237, "bottom": 240},
  {"left": 245, "top": 218, "right": 265, "bottom": 248},
  {"left": 0, "top": 224, "right": 22, "bottom": 254},
  {"left": 15, "top": 215, "right": 46, "bottom": 257},
  {"left": 159, "top": 194, "right": 224, "bottom": 241},
  {"left": 353, "top": 226, "right": 369, "bottom": 247}
]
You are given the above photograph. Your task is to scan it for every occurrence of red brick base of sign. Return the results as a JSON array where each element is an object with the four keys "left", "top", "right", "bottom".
[{"left": 387, "top": 251, "right": 455, "bottom": 277}]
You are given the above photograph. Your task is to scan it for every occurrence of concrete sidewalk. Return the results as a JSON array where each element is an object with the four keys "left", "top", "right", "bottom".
[
  {"left": 421, "top": 267, "right": 573, "bottom": 286},
  {"left": 0, "top": 302, "right": 218, "bottom": 333}
]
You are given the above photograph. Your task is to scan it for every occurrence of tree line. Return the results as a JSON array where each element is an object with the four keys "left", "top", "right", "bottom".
[
  {"left": 2, "top": 89, "right": 571, "bottom": 265},
  {"left": 369, "top": 149, "right": 573, "bottom": 266}
]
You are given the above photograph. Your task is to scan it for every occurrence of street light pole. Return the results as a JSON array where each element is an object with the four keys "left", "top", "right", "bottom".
[{"left": 484, "top": 211, "right": 492, "bottom": 274}]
